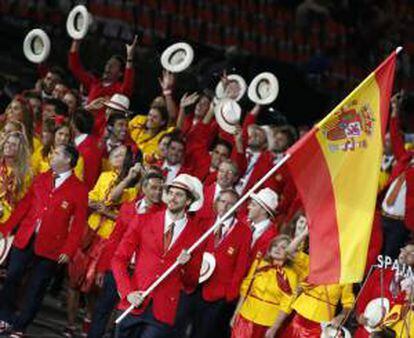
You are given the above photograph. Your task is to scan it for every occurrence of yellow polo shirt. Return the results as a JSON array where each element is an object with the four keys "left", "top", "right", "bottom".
[
  {"left": 128, "top": 115, "right": 174, "bottom": 162},
  {"left": 88, "top": 170, "right": 137, "bottom": 239},
  {"left": 239, "top": 259, "right": 299, "bottom": 326}
]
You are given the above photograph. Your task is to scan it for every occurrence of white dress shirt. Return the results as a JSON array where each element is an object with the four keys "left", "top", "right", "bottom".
[
  {"left": 136, "top": 199, "right": 148, "bottom": 214},
  {"left": 162, "top": 161, "right": 182, "bottom": 184},
  {"left": 250, "top": 218, "right": 271, "bottom": 247},
  {"left": 215, "top": 216, "right": 235, "bottom": 240},
  {"left": 74, "top": 133, "right": 88, "bottom": 147},
  {"left": 236, "top": 150, "right": 260, "bottom": 193},
  {"left": 54, "top": 170, "right": 72, "bottom": 189},
  {"left": 164, "top": 210, "right": 188, "bottom": 250}
]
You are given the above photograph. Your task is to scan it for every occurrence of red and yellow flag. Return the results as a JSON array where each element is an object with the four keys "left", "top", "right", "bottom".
[{"left": 287, "top": 50, "right": 398, "bottom": 284}]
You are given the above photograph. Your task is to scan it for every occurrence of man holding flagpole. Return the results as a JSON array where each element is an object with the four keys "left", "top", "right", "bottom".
[{"left": 111, "top": 174, "right": 205, "bottom": 338}]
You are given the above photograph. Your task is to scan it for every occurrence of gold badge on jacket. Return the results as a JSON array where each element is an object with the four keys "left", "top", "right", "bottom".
[
  {"left": 61, "top": 200, "right": 69, "bottom": 209},
  {"left": 227, "top": 247, "right": 235, "bottom": 256}
]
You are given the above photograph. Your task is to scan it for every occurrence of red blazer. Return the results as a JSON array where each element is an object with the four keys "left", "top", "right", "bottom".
[
  {"left": 97, "top": 199, "right": 164, "bottom": 273},
  {"left": 249, "top": 223, "right": 279, "bottom": 265},
  {"left": 1, "top": 171, "right": 88, "bottom": 261},
  {"left": 111, "top": 210, "right": 205, "bottom": 325},
  {"left": 386, "top": 116, "right": 414, "bottom": 230},
  {"left": 199, "top": 183, "right": 217, "bottom": 219},
  {"left": 77, "top": 135, "right": 104, "bottom": 190},
  {"left": 202, "top": 219, "right": 252, "bottom": 302}
]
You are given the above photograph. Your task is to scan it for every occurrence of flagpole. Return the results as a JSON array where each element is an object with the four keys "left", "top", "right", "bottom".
[{"left": 115, "top": 153, "right": 291, "bottom": 325}]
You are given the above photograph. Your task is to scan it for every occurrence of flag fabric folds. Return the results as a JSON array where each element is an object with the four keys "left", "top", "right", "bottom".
[{"left": 287, "top": 51, "right": 398, "bottom": 284}]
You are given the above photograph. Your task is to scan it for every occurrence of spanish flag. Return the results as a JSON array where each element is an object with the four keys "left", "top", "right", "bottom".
[{"left": 287, "top": 50, "right": 398, "bottom": 284}]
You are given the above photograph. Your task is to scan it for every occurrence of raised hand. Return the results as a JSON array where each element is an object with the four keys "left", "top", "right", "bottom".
[
  {"left": 179, "top": 92, "right": 199, "bottom": 109},
  {"left": 126, "top": 35, "right": 138, "bottom": 60}
]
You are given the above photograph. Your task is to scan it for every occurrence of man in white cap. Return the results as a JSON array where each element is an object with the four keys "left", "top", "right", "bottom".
[
  {"left": 111, "top": 174, "right": 205, "bottom": 337},
  {"left": 247, "top": 187, "right": 279, "bottom": 263}
]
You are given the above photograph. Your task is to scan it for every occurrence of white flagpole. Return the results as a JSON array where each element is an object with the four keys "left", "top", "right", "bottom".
[{"left": 115, "top": 153, "right": 291, "bottom": 325}]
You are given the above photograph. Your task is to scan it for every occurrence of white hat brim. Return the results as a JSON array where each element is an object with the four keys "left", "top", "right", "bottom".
[
  {"left": 0, "top": 235, "right": 14, "bottom": 265},
  {"left": 250, "top": 193, "right": 276, "bottom": 218},
  {"left": 320, "top": 323, "right": 351, "bottom": 338},
  {"left": 164, "top": 175, "right": 204, "bottom": 212},
  {"left": 214, "top": 99, "right": 241, "bottom": 135},
  {"left": 363, "top": 297, "right": 390, "bottom": 333},
  {"left": 103, "top": 101, "right": 129, "bottom": 113},
  {"left": 23, "top": 29, "right": 51, "bottom": 64},
  {"left": 161, "top": 42, "right": 194, "bottom": 73},
  {"left": 248, "top": 72, "right": 279, "bottom": 105},
  {"left": 66, "top": 5, "right": 92, "bottom": 40},
  {"left": 199, "top": 252, "right": 216, "bottom": 283},
  {"left": 215, "top": 74, "right": 247, "bottom": 102}
]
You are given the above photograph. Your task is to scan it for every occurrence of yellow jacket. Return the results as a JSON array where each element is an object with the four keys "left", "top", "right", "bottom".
[
  {"left": 31, "top": 146, "right": 84, "bottom": 181},
  {"left": 383, "top": 304, "right": 414, "bottom": 338},
  {"left": 88, "top": 170, "right": 136, "bottom": 239},
  {"left": 128, "top": 115, "right": 174, "bottom": 162},
  {"left": 293, "top": 282, "right": 354, "bottom": 323},
  {"left": 239, "top": 259, "right": 299, "bottom": 326}
]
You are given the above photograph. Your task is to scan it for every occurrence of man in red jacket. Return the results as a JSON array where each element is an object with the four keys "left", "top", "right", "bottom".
[
  {"left": 192, "top": 189, "right": 252, "bottom": 338},
  {"left": 0, "top": 145, "right": 88, "bottom": 336},
  {"left": 88, "top": 172, "right": 165, "bottom": 338},
  {"left": 112, "top": 174, "right": 205, "bottom": 337}
]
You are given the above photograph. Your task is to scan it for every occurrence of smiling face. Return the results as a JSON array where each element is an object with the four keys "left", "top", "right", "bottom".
[
  {"left": 166, "top": 140, "right": 184, "bottom": 165},
  {"left": 217, "top": 161, "right": 238, "bottom": 189},
  {"left": 214, "top": 191, "right": 238, "bottom": 218},
  {"left": 102, "top": 57, "right": 123, "bottom": 83},
  {"left": 109, "top": 145, "right": 127, "bottom": 171},
  {"left": 146, "top": 108, "right": 166, "bottom": 131},
  {"left": 2, "top": 135, "right": 20, "bottom": 159},
  {"left": 54, "top": 126, "right": 71, "bottom": 146},
  {"left": 165, "top": 186, "right": 192, "bottom": 213},
  {"left": 7, "top": 100, "right": 24, "bottom": 122},
  {"left": 268, "top": 238, "right": 289, "bottom": 261}
]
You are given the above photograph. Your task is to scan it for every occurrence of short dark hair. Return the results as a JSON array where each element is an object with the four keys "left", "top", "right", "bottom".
[
  {"left": 62, "top": 144, "right": 79, "bottom": 169},
  {"left": 48, "top": 66, "right": 65, "bottom": 81},
  {"left": 111, "top": 55, "right": 126, "bottom": 73},
  {"left": 276, "top": 125, "right": 297, "bottom": 148},
  {"left": 107, "top": 111, "right": 127, "bottom": 127},
  {"left": 73, "top": 109, "right": 94, "bottom": 134},
  {"left": 213, "top": 138, "right": 232, "bottom": 154},
  {"left": 142, "top": 172, "right": 164, "bottom": 187},
  {"left": 44, "top": 98, "right": 69, "bottom": 117}
]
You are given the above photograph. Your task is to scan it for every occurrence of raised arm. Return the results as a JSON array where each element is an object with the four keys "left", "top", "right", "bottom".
[
  {"left": 121, "top": 35, "right": 137, "bottom": 97},
  {"left": 159, "top": 70, "right": 178, "bottom": 125},
  {"left": 68, "top": 40, "right": 94, "bottom": 90}
]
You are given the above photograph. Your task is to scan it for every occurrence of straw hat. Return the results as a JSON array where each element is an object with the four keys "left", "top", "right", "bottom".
[
  {"left": 161, "top": 42, "right": 194, "bottom": 73},
  {"left": 250, "top": 188, "right": 278, "bottom": 218},
  {"left": 215, "top": 74, "right": 247, "bottom": 102},
  {"left": 66, "top": 5, "right": 93, "bottom": 40},
  {"left": 248, "top": 72, "right": 279, "bottom": 105},
  {"left": 199, "top": 252, "right": 216, "bottom": 283},
  {"left": 103, "top": 94, "right": 130, "bottom": 113},
  {"left": 23, "top": 29, "right": 51, "bottom": 64},
  {"left": 214, "top": 98, "right": 241, "bottom": 135},
  {"left": 165, "top": 174, "right": 204, "bottom": 212}
]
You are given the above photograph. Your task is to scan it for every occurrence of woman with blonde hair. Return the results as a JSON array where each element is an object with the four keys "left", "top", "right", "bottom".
[
  {"left": 0, "top": 131, "right": 32, "bottom": 223},
  {"left": 3, "top": 95, "right": 38, "bottom": 152},
  {"left": 231, "top": 234, "right": 300, "bottom": 338}
]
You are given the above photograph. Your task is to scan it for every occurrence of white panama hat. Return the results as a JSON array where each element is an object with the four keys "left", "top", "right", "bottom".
[
  {"left": 215, "top": 74, "right": 247, "bottom": 102},
  {"left": 214, "top": 98, "right": 241, "bottom": 135},
  {"left": 23, "top": 29, "right": 51, "bottom": 64},
  {"left": 248, "top": 72, "right": 279, "bottom": 105},
  {"left": 66, "top": 5, "right": 93, "bottom": 40},
  {"left": 161, "top": 42, "right": 194, "bottom": 73}
]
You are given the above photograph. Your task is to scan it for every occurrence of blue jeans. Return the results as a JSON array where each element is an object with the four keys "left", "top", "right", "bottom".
[
  {"left": 0, "top": 242, "right": 57, "bottom": 331},
  {"left": 114, "top": 304, "right": 172, "bottom": 338},
  {"left": 88, "top": 271, "right": 119, "bottom": 338}
]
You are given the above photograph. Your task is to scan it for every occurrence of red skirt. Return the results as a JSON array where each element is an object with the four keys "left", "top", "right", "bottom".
[
  {"left": 288, "top": 313, "right": 322, "bottom": 338},
  {"left": 231, "top": 314, "right": 269, "bottom": 338},
  {"left": 68, "top": 235, "right": 108, "bottom": 292}
]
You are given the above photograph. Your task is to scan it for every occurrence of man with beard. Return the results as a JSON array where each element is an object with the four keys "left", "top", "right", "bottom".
[
  {"left": 87, "top": 172, "right": 165, "bottom": 338},
  {"left": 160, "top": 136, "right": 186, "bottom": 184},
  {"left": 39, "top": 67, "right": 64, "bottom": 100},
  {"left": 112, "top": 174, "right": 205, "bottom": 337}
]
